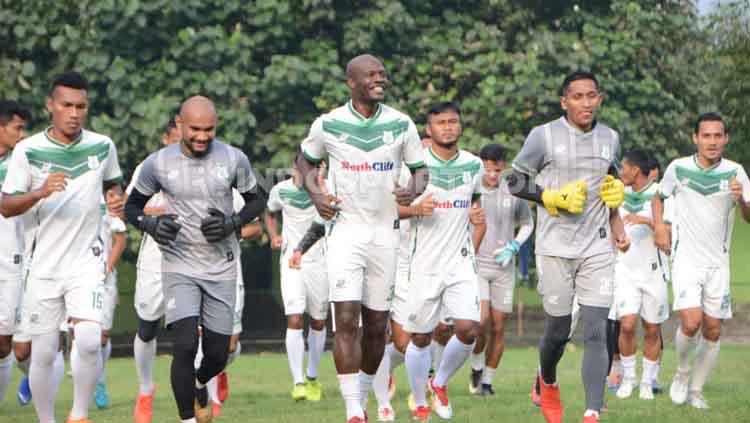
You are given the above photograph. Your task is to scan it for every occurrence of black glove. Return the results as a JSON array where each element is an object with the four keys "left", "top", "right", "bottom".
[
  {"left": 139, "top": 214, "right": 182, "bottom": 245},
  {"left": 200, "top": 207, "right": 241, "bottom": 243}
]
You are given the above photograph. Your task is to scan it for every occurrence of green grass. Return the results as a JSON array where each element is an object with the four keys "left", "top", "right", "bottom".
[{"left": 3, "top": 345, "right": 749, "bottom": 422}]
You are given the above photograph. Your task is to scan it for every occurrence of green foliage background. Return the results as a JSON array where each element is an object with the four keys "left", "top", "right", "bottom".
[{"left": 1, "top": 0, "right": 747, "bottom": 262}]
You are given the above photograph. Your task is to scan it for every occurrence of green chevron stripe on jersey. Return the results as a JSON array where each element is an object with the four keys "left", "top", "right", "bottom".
[
  {"left": 0, "top": 154, "right": 8, "bottom": 186},
  {"left": 322, "top": 119, "right": 409, "bottom": 152},
  {"left": 26, "top": 142, "right": 110, "bottom": 179},
  {"left": 279, "top": 187, "right": 313, "bottom": 209},
  {"left": 428, "top": 161, "right": 481, "bottom": 191},
  {"left": 622, "top": 183, "right": 655, "bottom": 213},
  {"left": 675, "top": 165, "right": 736, "bottom": 196}
]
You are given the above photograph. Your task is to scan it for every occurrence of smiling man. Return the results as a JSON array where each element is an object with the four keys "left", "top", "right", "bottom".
[
  {"left": 295, "top": 54, "right": 428, "bottom": 423},
  {"left": 652, "top": 113, "right": 750, "bottom": 410},
  {"left": 125, "top": 96, "right": 266, "bottom": 423}
]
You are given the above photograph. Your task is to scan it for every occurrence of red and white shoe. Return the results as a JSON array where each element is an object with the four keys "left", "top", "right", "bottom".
[
  {"left": 211, "top": 400, "right": 222, "bottom": 417},
  {"left": 217, "top": 371, "right": 229, "bottom": 402},
  {"left": 582, "top": 413, "right": 600, "bottom": 423},
  {"left": 133, "top": 385, "right": 156, "bottom": 423},
  {"left": 412, "top": 405, "right": 431, "bottom": 421},
  {"left": 539, "top": 381, "right": 563, "bottom": 423},
  {"left": 378, "top": 405, "right": 395, "bottom": 422},
  {"left": 347, "top": 417, "right": 366, "bottom": 423},
  {"left": 428, "top": 378, "right": 452, "bottom": 419}
]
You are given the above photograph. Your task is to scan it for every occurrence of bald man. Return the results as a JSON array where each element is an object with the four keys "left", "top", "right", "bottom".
[
  {"left": 125, "top": 96, "right": 266, "bottom": 423},
  {"left": 296, "top": 54, "right": 428, "bottom": 423}
]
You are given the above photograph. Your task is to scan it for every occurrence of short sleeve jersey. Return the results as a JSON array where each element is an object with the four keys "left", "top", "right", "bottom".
[
  {"left": 410, "top": 149, "right": 482, "bottom": 274},
  {"left": 300, "top": 101, "right": 425, "bottom": 232},
  {"left": 658, "top": 155, "right": 750, "bottom": 267},
  {"left": 2, "top": 129, "right": 122, "bottom": 278},
  {"left": 133, "top": 141, "right": 256, "bottom": 280},
  {"left": 512, "top": 117, "right": 620, "bottom": 259},
  {"left": 0, "top": 153, "right": 24, "bottom": 278},
  {"left": 397, "top": 164, "right": 413, "bottom": 275},
  {"left": 99, "top": 200, "right": 127, "bottom": 268},
  {"left": 267, "top": 178, "right": 323, "bottom": 261},
  {"left": 476, "top": 180, "right": 533, "bottom": 270},
  {"left": 127, "top": 162, "right": 164, "bottom": 273},
  {"left": 617, "top": 182, "right": 660, "bottom": 277}
]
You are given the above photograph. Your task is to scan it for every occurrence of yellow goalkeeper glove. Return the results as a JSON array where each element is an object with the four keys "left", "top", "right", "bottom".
[
  {"left": 541, "top": 180, "right": 587, "bottom": 216},
  {"left": 600, "top": 175, "right": 625, "bottom": 208}
]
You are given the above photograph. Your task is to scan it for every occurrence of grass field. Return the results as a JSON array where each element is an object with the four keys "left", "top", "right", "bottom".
[{"left": 3, "top": 345, "right": 749, "bottom": 422}]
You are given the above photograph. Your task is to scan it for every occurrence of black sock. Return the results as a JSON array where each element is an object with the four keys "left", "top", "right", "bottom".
[
  {"left": 581, "top": 306, "right": 609, "bottom": 412},
  {"left": 196, "top": 327, "right": 231, "bottom": 387},
  {"left": 169, "top": 317, "right": 200, "bottom": 419},
  {"left": 538, "top": 313, "right": 572, "bottom": 385}
]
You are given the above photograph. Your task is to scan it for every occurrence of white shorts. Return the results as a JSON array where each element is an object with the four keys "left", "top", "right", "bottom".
[
  {"left": 101, "top": 272, "right": 119, "bottom": 331},
  {"left": 135, "top": 268, "right": 165, "bottom": 322},
  {"left": 0, "top": 275, "right": 23, "bottom": 336},
  {"left": 326, "top": 227, "right": 397, "bottom": 312},
  {"left": 477, "top": 265, "right": 515, "bottom": 313},
  {"left": 281, "top": 255, "right": 329, "bottom": 321},
  {"left": 390, "top": 266, "right": 410, "bottom": 326},
  {"left": 613, "top": 265, "right": 668, "bottom": 324},
  {"left": 21, "top": 272, "right": 106, "bottom": 336},
  {"left": 403, "top": 258, "right": 480, "bottom": 334},
  {"left": 233, "top": 275, "right": 245, "bottom": 335},
  {"left": 671, "top": 261, "right": 731, "bottom": 319}
]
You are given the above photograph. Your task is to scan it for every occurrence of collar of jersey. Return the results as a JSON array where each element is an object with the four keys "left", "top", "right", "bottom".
[
  {"left": 632, "top": 179, "right": 654, "bottom": 195},
  {"left": 692, "top": 154, "right": 722, "bottom": 172},
  {"left": 44, "top": 126, "right": 82, "bottom": 148},
  {"left": 428, "top": 146, "right": 460, "bottom": 166},
  {"left": 560, "top": 116, "right": 598, "bottom": 136},
  {"left": 347, "top": 101, "right": 382, "bottom": 125}
]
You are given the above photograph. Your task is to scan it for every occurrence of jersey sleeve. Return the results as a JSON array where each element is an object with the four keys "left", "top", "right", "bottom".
[
  {"left": 103, "top": 141, "right": 123, "bottom": 184},
  {"left": 1, "top": 145, "right": 32, "bottom": 195},
  {"left": 133, "top": 154, "right": 160, "bottom": 196},
  {"left": 110, "top": 216, "right": 127, "bottom": 233},
  {"left": 232, "top": 188, "right": 246, "bottom": 213},
  {"left": 402, "top": 119, "right": 425, "bottom": 169},
  {"left": 610, "top": 130, "right": 622, "bottom": 175},
  {"left": 126, "top": 163, "right": 143, "bottom": 196},
  {"left": 267, "top": 184, "right": 283, "bottom": 212},
  {"left": 300, "top": 117, "right": 326, "bottom": 163},
  {"left": 658, "top": 161, "right": 678, "bottom": 198},
  {"left": 512, "top": 126, "right": 547, "bottom": 176},
  {"left": 233, "top": 151, "right": 257, "bottom": 194},
  {"left": 736, "top": 165, "right": 750, "bottom": 203}
]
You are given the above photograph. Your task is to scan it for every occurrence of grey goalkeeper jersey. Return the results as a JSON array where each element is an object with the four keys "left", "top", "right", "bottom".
[
  {"left": 134, "top": 140, "right": 256, "bottom": 280},
  {"left": 476, "top": 181, "right": 533, "bottom": 270},
  {"left": 512, "top": 117, "right": 620, "bottom": 259}
]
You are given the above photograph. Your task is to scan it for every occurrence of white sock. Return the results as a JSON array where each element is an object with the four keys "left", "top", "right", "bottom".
[
  {"left": 405, "top": 342, "right": 431, "bottom": 408},
  {"left": 285, "top": 329, "right": 305, "bottom": 385},
  {"left": 181, "top": 418, "right": 197, "bottom": 423},
  {"left": 0, "top": 353, "right": 13, "bottom": 402},
  {"left": 689, "top": 337, "right": 720, "bottom": 394},
  {"left": 471, "top": 352, "right": 484, "bottom": 371},
  {"left": 359, "top": 370, "right": 374, "bottom": 410},
  {"left": 641, "top": 357, "right": 658, "bottom": 385},
  {"left": 52, "top": 350, "right": 65, "bottom": 393},
  {"left": 16, "top": 355, "right": 30, "bottom": 376},
  {"left": 387, "top": 343, "right": 405, "bottom": 374},
  {"left": 207, "top": 375, "right": 219, "bottom": 403},
  {"left": 70, "top": 321, "right": 103, "bottom": 420},
  {"left": 434, "top": 335, "right": 474, "bottom": 388},
  {"left": 339, "top": 373, "right": 364, "bottom": 419},
  {"left": 620, "top": 354, "right": 636, "bottom": 380},
  {"left": 307, "top": 328, "right": 326, "bottom": 379},
  {"left": 372, "top": 344, "right": 391, "bottom": 408},
  {"left": 653, "top": 359, "right": 661, "bottom": 383},
  {"left": 675, "top": 327, "right": 696, "bottom": 376},
  {"left": 30, "top": 332, "right": 61, "bottom": 423},
  {"left": 99, "top": 338, "right": 112, "bottom": 384},
  {"left": 584, "top": 409, "right": 599, "bottom": 418},
  {"left": 613, "top": 359, "right": 623, "bottom": 376},
  {"left": 134, "top": 335, "right": 157, "bottom": 394},
  {"left": 432, "top": 342, "right": 445, "bottom": 371},
  {"left": 481, "top": 366, "right": 497, "bottom": 385},
  {"left": 194, "top": 335, "right": 204, "bottom": 370},
  {"left": 227, "top": 341, "right": 241, "bottom": 368}
]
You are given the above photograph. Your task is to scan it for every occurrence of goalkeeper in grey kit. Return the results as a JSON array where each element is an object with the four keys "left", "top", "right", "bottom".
[{"left": 125, "top": 96, "right": 266, "bottom": 423}]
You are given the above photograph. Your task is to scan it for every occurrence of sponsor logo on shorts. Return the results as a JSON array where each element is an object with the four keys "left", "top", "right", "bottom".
[
  {"left": 435, "top": 199, "right": 471, "bottom": 209},
  {"left": 721, "top": 294, "right": 731, "bottom": 310},
  {"left": 340, "top": 161, "right": 394, "bottom": 172},
  {"left": 408, "top": 313, "right": 417, "bottom": 322},
  {"left": 167, "top": 297, "right": 176, "bottom": 310},
  {"left": 547, "top": 296, "right": 559, "bottom": 305},
  {"left": 30, "top": 313, "right": 39, "bottom": 324},
  {"left": 336, "top": 279, "right": 346, "bottom": 289}
]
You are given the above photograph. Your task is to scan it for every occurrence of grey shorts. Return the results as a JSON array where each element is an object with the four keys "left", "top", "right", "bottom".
[
  {"left": 536, "top": 252, "right": 614, "bottom": 317},
  {"left": 477, "top": 266, "right": 515, "bottom": 313},
  {"left": 162, "top": 273, "right": 236, "bottom": 335}
]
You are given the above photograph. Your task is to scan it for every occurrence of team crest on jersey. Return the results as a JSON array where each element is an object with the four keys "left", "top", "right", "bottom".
[
  {"left": 42, "top": 162, "right": 52, "bottom": 173},
  {"left": 382, "top": 131, "right": 394, "bottom": 144},
  {"left": 462, "top": 171, "right": 471, "bottom": 184},
  {"left": 554, "top": 145, "right": 566, "bottom": 154},
  {"left": 503, "top": 198, "right": 511, "bottom": 208},
  {"left": 720, "top": 179, "right": 729, "bottom": 191},
  {"left": 601, "top": 146, "right": 611, "bottom": 160},
  {"left": 337, "top": 133, "right": 349, "bottom": 143},
  {"left": 88, "top": 155, "right": 100, "bottom": 170},
  {"left": 216, "top": 164, "right": 229, "bottom": 180}
]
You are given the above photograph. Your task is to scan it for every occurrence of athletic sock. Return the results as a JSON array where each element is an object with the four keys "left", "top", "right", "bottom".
[
  {"left": 434, "top": 335, "right": 474, "bottom": 388},
  {"left": 285, "top": 329, "right": 305, "bottom": 385},
  {"left": 405, "top": 342, "right": 431, "bottom": 407},
  {"left": 134, "top": 334, "right": 157, "bottom": 394}
]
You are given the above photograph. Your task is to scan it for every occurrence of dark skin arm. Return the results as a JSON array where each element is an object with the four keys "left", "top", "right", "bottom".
[
  {"left": 296, "top": 153, "right": 340, "bottom": 220},
  {"left": 394, "top": 165, "right": 429, "bottom": 206}
]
